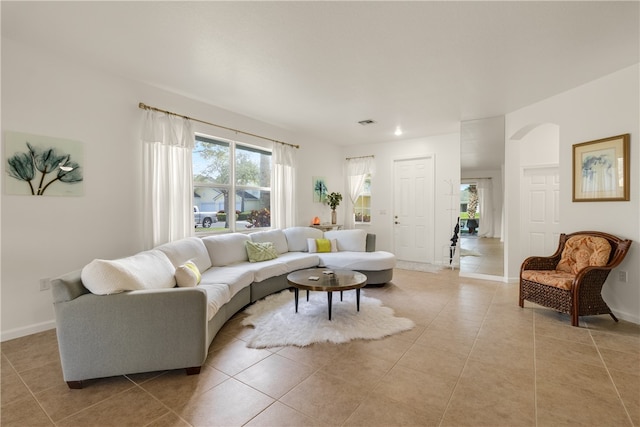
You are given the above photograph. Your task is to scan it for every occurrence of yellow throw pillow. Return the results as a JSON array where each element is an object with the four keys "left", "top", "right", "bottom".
[
  {"left": 175, "top": 261, "right": 201, "bottom": 287},
  {"left": 316, "top": 238, "right": 332, "bottom": 253}
]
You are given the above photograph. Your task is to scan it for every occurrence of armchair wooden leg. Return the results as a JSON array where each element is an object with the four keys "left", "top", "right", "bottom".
[
  {"left": 66, "top": 381, "right": 83, "bottom": 389},
  {"left": 609, "top": 313, "right": 619, "bottom": 322},
  {"left": 571, "top": 312, "right": 579, "bottom": 327}
]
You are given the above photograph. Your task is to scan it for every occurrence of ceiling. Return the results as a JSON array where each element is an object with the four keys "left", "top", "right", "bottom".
[{"left": 2, "top": 1, "right": 638, "bottom": 171}]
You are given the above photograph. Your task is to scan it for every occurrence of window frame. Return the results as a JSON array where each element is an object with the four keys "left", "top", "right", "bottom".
[
  {"left": 353, "top": 174, "right": 372, "bottom": 225},
  {"left": 193, "top": 133, "right": 272, "bottom": 234}
]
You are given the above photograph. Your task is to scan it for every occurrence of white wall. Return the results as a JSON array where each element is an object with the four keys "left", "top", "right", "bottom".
[
  {"left": 343, "top": 134, "right": 461, "bottom": 257},
  {"left": 505, "top": 64, "right": 640, "bottom": 323},
  {"left": 291, "top": 136, "right": 343, "bottom": 227},
  {"left": 1, "top": 39, "right": 344, "bottom": 340}
]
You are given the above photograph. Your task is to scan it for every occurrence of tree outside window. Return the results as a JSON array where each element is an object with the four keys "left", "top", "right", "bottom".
[{"left": 193, "top": 135, "right": 271, "bottom": 232}]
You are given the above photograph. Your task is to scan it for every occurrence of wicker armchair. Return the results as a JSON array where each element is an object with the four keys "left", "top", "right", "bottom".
[{"left": 519, "top": 231, "right": 632, "bottom": 327}]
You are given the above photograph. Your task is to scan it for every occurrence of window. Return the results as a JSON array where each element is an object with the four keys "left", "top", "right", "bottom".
[
  {"left": 193, "top": 135, "right": 271, "bottom": 233},
  {"left": 353, "top": 175, "right": 372, "bottom": 224},
  {"left": 460, "top": 183, "right": 479, "bottom": 234}
]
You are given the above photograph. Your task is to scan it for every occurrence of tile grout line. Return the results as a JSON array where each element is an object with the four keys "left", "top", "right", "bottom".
[
  {"left": 587, "top": 327, "right": 635, "bottom": 426},
  {"left": 1, "top": 351, "right": 57, "bottom": 426},
  {"left": 436, "top": 280, "right": 501, "bottom": 427}
]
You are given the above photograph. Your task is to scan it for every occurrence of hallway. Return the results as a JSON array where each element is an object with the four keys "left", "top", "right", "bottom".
[{"left": 459, "top": 235, "right": 504, "bottom": 277}]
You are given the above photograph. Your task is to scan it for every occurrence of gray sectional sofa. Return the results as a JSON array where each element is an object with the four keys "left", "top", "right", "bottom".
[{"left": 51, "top": 227, "right": 395, "bottom": 388}]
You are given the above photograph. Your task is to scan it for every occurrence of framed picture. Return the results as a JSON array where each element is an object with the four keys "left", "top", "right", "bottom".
[
  {"left": 573, "top": 134, "right": 629, "bottom": 202},
  {"left": 312, "top": 176, "right": 327, "bottom": 203},
  {"left": 5, "top": 131, "right": 84, "bottom": 196}
]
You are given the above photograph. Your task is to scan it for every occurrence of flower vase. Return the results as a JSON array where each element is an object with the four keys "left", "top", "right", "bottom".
[{"left": 331, "top": 210, "right": 337, "bottom": 224}]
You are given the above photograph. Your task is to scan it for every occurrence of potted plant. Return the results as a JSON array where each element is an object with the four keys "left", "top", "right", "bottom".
[{"left": 326, "top": 192, "right": 342, "bottom": 224}]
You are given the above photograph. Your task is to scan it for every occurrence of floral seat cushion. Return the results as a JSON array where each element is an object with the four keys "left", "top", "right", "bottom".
[{"left": 522, "top": 235, "right": 611, "bottom": 290}]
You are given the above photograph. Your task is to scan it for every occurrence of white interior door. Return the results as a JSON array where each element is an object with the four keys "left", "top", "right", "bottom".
[
  {"left": 521, "top": 166, "right": 560, "bottom": 260},
  {"left": 393, "top": 157, "right": 435, "bottom": 263}
]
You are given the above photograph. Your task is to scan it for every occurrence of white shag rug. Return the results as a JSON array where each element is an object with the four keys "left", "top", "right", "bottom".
[{"left": 241, "top": 290, "right": 415, "bottom": 348}]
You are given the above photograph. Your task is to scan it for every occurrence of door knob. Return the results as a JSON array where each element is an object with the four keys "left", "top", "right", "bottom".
[{"left": 394, "top": 221, "right": 399, "bottom": 224}]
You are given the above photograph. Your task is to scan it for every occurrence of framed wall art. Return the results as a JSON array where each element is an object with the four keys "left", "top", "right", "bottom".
[
  {"left": 312, "top": 176, "right": 327, "bottom": 203},
  {"left": 5, "top": 131, "right": 84, "bottom": 196},
  {"left": 572, "top": 133, "right": 629, "bottom": 202}
]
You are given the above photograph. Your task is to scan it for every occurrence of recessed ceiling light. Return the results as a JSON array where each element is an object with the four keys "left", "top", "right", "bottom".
[
  {"left": 394, "top": 127, "right": 403, "bottom": 136},
  {"left": 358, "top": 119, "right": 376, "bottom": 126}
]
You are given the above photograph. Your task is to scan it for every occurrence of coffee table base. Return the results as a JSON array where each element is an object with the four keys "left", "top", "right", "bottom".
[{"left": 294, "top": 288, "right": 361, "bottom": 320}]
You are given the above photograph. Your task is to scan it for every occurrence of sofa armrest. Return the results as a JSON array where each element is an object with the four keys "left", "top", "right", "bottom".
[
  {"left": 53, "top": 287, "right": 208, "bottom": 383},
  {"left": 51, "top": 270, "right": 89, "bottom": 303}
]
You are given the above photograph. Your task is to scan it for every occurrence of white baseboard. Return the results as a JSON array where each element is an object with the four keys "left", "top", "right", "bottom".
[{"left": 1, "top": 320, "right": 56, "bottom": 342}]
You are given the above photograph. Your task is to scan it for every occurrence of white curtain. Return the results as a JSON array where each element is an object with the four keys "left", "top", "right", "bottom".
[
  {"left": 477, "top": 178, "right": 494, "bottom": 238},
  {"left": 345, "top": 156, "right": 375, "bottom": 229},
  {"left": 272, "top": 142, "right": 296, "bottom": 229},
  {"left": 141, "top": 110, "right": 194, "bottom": 249}
]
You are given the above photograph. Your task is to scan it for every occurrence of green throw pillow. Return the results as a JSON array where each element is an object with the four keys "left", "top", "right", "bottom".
[
  {"left": 245, "top": 241, "right": 279, "bottom": 262},
  {"left": 315, "top": 238, "right": 332, "bottom": 253}
]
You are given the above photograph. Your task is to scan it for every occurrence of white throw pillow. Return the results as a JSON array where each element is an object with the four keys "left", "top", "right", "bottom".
[
  {"left": 283, "top": 227, "right": 323, "bottom": 252},
  {"left": 175, "top": 261, "right": 201, "bottom": 287},
  {"left": 202, "top": 233, "right": 251, "bottom": 266},
  {"left": 324, "top": 229, "right": 367, "bottom": 252},
  {"left": 81, "top": 250, "right": 176, "bottom": 295}
]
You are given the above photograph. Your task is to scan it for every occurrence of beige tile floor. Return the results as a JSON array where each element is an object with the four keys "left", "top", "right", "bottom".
[
  {"left": 459, "top": 235, "right": 504, "bottom": 277},
  {"left": 2, "top": 268, "right": 639, "bottom": 426}
]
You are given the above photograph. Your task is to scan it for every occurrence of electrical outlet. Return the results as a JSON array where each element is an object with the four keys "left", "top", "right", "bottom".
[
  {"left": 618, "top": 271, "right": 628, "bottom": 282},
  {"left": 39, "top": 278, "right": 51, "bottom": 291}
]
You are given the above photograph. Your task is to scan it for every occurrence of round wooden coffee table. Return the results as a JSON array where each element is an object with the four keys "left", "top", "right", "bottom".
[{"left": 286, "top": 268, "right": 367, "bottom": 320}]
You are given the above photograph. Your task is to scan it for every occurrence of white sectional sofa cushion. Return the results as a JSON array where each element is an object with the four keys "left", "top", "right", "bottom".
[
  {"left": 249, "top": 229, "right": 289, "bottom": 254},
  {"left": 81, "top": 249, "right": 176, "bottom": 295},
  {"left": 200, "top": 266, "right": 254, "bottom": 299},
  {"left": 283, "top": 227, "right": 323, "bottom": 251},
  {"left": 198, "top": 283, "right": 232, "bottom": 319},
  {"left": 244, "top": 259, "right": 289, "bottom": 282},
  {"left": 324, "top": 229, "right": 367, "bottom": 252},
  {"left": 202, "top": 233, "right": 250, "bottom": 266},
  {"left": 276, "top": 252, "right": 321, "bottom": 272},
  {"left": 156, "top": 237, "right": 212, "bottom": 272}
]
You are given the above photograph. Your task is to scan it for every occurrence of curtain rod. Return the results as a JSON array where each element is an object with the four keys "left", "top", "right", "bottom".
[
  {"left": 138, "top": 102, "right": 299, "bottom": 149},
  {"left": 346, "top": 155, "right": 375, "bottom": 160}
]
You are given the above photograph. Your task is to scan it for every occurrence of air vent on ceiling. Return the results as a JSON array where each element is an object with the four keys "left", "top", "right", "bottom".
[{"left": 358, "top": 119, "right": 376, "bottom": 126}]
